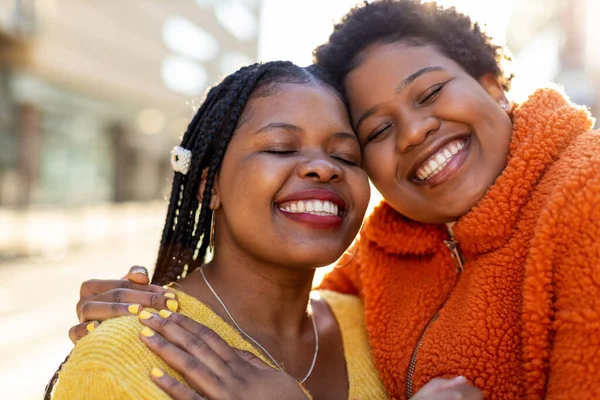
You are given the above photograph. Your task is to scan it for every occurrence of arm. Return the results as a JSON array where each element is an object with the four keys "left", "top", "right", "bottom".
[{"left": 544, "top": 153, "right": 600, "bottom": 398}]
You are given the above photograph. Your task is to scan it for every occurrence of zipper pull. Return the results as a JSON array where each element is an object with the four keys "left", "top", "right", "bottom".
[{"left": 444, "top": 238, "right": 465, "bottom": 272}]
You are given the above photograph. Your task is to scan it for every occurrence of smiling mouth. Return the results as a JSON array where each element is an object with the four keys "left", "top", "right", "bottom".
[
  {"left": 278, "top": 199, "right": 343, "bottom": 217},
  {"left": 413, "top": 138, "right": 468, "bottom": 181}
]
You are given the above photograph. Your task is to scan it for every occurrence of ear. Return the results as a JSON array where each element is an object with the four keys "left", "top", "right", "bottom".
[
  {"left": 479, "top": 74, "right": 512, "bottom": 117},
  {"left": 197, "top": 168, "right": 221, "bottom": 210}
]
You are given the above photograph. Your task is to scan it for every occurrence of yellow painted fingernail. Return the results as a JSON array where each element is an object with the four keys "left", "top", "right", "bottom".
[
  {"left": 158, "top": 310, "right": 172, "bottom": 319},
  {"left": 166, "top": 299, "right": 179, "bottom": 312},
  {"left": 128, "top": 304, "right": 140, "bottom": 315},
  {"left": 140, "top": 327, "right": 155, "bottom": 337},
  {"left": 151, "top": 367, "right": 164, "bottom": 378},
  {"left": 139, "top": 310, "right": 153, "bottom": 320},
  {"left": 86, "top": 322, "right": 97, "bottom": 332},
  {"left": 164, "top": 292, "right": 176, "bottom": 299}
]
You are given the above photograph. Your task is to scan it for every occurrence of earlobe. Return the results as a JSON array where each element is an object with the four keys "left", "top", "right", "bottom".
[
  {"left": 480, "top": 74, "right": 511, "bottom": 116},
  {"left": 197, "top": 168, "right": 221, "bottom": 210},
  {"left": 209, "top": 189, "right": 220, "bottom": 211},
  {"left": 480, "top": 74, "right": 505, "bottom": 101}
]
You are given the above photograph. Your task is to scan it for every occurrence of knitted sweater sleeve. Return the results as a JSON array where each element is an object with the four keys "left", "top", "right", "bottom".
[
  {"left": 318, "top": 241, "right": 362, "bottom": 295},
  {"left": 543, "top": 136, "right": 600, "bottom": 398},
  {"left": 52, "top": 316, "right": 172, "bottom": 400}
]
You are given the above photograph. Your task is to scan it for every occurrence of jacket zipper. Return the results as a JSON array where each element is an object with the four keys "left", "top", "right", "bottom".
[{"left": 405, "top": 234, "right": 465, "bottom": 398}]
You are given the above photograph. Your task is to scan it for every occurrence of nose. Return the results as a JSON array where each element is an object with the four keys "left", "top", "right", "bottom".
[
  {"left": 396, "top": 113, "right": 440, "bottom": 153},
  {"left": 297, "top": 153, "right": 343, "bottom": 183}
]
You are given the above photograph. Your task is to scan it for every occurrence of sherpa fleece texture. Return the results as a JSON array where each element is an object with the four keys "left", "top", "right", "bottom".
[{"left": 320, "top": 88, "right": 600, "bottom": 399}]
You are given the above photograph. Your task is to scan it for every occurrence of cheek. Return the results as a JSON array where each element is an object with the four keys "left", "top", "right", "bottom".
[
  {"left": 349, "top": 171, "right": 372, "bottom": 218},
  {"left": 363, "top": 143, "right": 398, "bottom": 190},
  {"left": 222, "top": 156, "right": 282, "bottom": 200}
]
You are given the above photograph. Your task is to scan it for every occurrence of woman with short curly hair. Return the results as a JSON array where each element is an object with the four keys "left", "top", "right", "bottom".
[
  {"left": 68, "top": 1, "right": 600, "bottom": 399},
  {"left": 315, "top": 1, "right": 600, "bottom": 399}
]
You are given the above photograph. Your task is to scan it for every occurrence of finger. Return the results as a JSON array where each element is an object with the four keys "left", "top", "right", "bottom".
[
  {"left": 68, "top": 321, "right": 98, "bottom": 344},
  {"left": 80, "top": 288, "right": 178, "bottom": 317},
  {"left": 122, "top": 265, "right": 150, "bottom": 285},
  {"left": 413, "top": 377, "right": 467, "bottom": 398},
  {"left": 158, "top": 312, "right": 240, "bottom": 363},
  {"left": 78, "top": 301, "right": 151, "bottom": 323},
  {"left": 79, "top": 279, "right": 171, "bottom": 298},
  {"left": 234, "top": 349, "right": 273, "bottom": 371},
  {"left": 138, "top": 311, "right": 228, "bottom": 376},
  {"left": 446, "top": 383, "right": 484, "bottom": 400},
  {"left": 150, "top": 367, "right": 205, "bottom": 400},
  {"left": 139, "top": 326, "right": 222, "bottom": 397}
]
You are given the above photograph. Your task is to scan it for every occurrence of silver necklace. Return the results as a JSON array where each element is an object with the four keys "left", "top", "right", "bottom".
[{"left": 200, "top": 265, "right": 319, "bottom": 383}]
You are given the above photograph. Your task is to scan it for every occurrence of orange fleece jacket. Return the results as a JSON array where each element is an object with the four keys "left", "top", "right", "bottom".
[{"left": 320, "top": 88, "right": 600, "bottom": 399}]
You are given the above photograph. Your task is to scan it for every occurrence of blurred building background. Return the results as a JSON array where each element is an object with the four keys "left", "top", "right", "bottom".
[
  {"left": 0, "top": 0, "right": 598, "bottom": 398},
  {"left": 0, "top": 0, "right": 260, "bottom": 261}
]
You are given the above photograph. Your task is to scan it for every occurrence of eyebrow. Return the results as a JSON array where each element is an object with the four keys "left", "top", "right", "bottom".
[
  {"left": 254, "top": 123, "right": 356, "bottom": 141},
  {"left": 253, "top": 122, "right": 302, "bottom": 136},
  {"left": 354, "top": 66, "right": 446, "bottom": 132},
  {"left": 394, "top": 66, "right": 445, "bottom": 94}
]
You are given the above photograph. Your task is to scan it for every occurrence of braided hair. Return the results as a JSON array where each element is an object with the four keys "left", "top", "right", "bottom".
[
  {"left": 152, "top": 61, "right": 345, "bottom": 286},
  {"left": 42, "top": 61, "right": 344, "bottom": 398}
]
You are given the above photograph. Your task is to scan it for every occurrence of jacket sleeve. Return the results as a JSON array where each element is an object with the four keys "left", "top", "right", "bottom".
[
  {"left": 545, "top": 153, "right": 600, "bottom": 398},
  {"left": 318, "top": 240, "right": 363, "bottom": 295}
]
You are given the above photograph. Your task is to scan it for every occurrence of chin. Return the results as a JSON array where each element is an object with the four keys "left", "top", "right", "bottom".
[{"left": 288, "top": 249, "right": 346, "bottom": 269}]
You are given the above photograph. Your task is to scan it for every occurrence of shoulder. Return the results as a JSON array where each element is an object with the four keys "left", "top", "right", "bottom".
[
  {"left": 54, "top": 316, "right": 169, "bottom": 399},
  {"left": 64, "top": 315, "right": 147, "bottom": 368},
  {"left": 542, "top": 130, "right": 600, "bottom": 224},
  {"left": 316, "top": 290, "right": 365, "bottom": 327}
]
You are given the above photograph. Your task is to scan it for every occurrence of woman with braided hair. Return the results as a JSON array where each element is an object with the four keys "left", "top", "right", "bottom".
[
  {"left": 68, "top": 0, "right": 600, "bottom": 398},
  {"left": 47, "top": 60, "right": 482, "bottom": 400}
]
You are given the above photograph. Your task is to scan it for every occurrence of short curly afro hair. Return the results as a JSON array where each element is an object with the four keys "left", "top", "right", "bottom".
[{"left": 313, "top": 0, "right": 514, "bottom": 90}]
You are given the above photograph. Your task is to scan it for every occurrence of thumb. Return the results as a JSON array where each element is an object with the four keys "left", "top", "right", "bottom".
[
  {"left": 235, "top": 349, "right": 272, "bottom": 370},
  {"left": 413, "top": 376, "right": 467, "bottom": 398},
  {"left": 123, "top": 265, "right": 150, "bottom": 284}
]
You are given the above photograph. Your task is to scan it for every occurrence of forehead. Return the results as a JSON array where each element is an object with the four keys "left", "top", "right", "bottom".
[
  {"left": 344, "top": 43, "right": 463, "bottom": 109},
  {"left": 239, "top": 83, "right": 350, "bottom": 132}
]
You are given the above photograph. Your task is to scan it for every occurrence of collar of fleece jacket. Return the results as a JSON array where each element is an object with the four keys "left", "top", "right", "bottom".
[{"left": 362, "top": 88, "right": 595, "bottom": 256}]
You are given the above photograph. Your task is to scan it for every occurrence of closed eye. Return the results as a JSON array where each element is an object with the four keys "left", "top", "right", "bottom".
[
  {"left": 332, "top": 155, "right": 359, "bottom": 167},
  {"left": 366, "top": 122, "right": 393, "bottom": 144},
  {"left": 417, "top": 83, "right": 444, "bottom": 105},
  {"left": 263, "top": 149, "right": 296, "bottom": 154}
]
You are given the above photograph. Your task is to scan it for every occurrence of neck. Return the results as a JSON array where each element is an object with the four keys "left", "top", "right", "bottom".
[{"left": 184, "top": 245, "right": 317, "bottom": 339}]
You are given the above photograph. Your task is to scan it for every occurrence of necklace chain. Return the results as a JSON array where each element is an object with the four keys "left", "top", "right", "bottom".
[{"left": 200, "top": 265, "right": 319, "bottom": 383}]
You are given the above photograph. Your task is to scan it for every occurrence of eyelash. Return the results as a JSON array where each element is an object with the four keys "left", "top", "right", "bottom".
[
  {"left": 417, "top": 83, "right": 444, "bottom": 105},
  {"left": 265, "top": 150, "right": 358, "bottom": 166},
  {"left": 367, "top": 123, "right": 393, "bottom": 143},
  {"left": 264, "top": 149, "right": 296, "bottom": 154},
  {"left": 333, "top": 156, "right": 358, "bottom": 167}
]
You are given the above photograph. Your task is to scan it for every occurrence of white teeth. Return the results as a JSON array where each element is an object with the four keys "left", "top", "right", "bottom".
[
  {"left": 314, "top": 200, "right": 323, "bottom": 212},
  {"left": 279, "top": 199, "right": 340, "bottom": 216},
  {"left": 415, "top": 139, "right": 466, "bottom": 181}
]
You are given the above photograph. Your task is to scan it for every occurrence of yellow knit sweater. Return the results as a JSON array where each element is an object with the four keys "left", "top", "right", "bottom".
[{"left": 52, "top": 290, "right": 387, "bottom": 400}]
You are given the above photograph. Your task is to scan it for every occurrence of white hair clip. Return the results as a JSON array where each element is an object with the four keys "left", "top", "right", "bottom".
[{"left": 170, "top": 146, "right": 192, "bottom": 175}]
